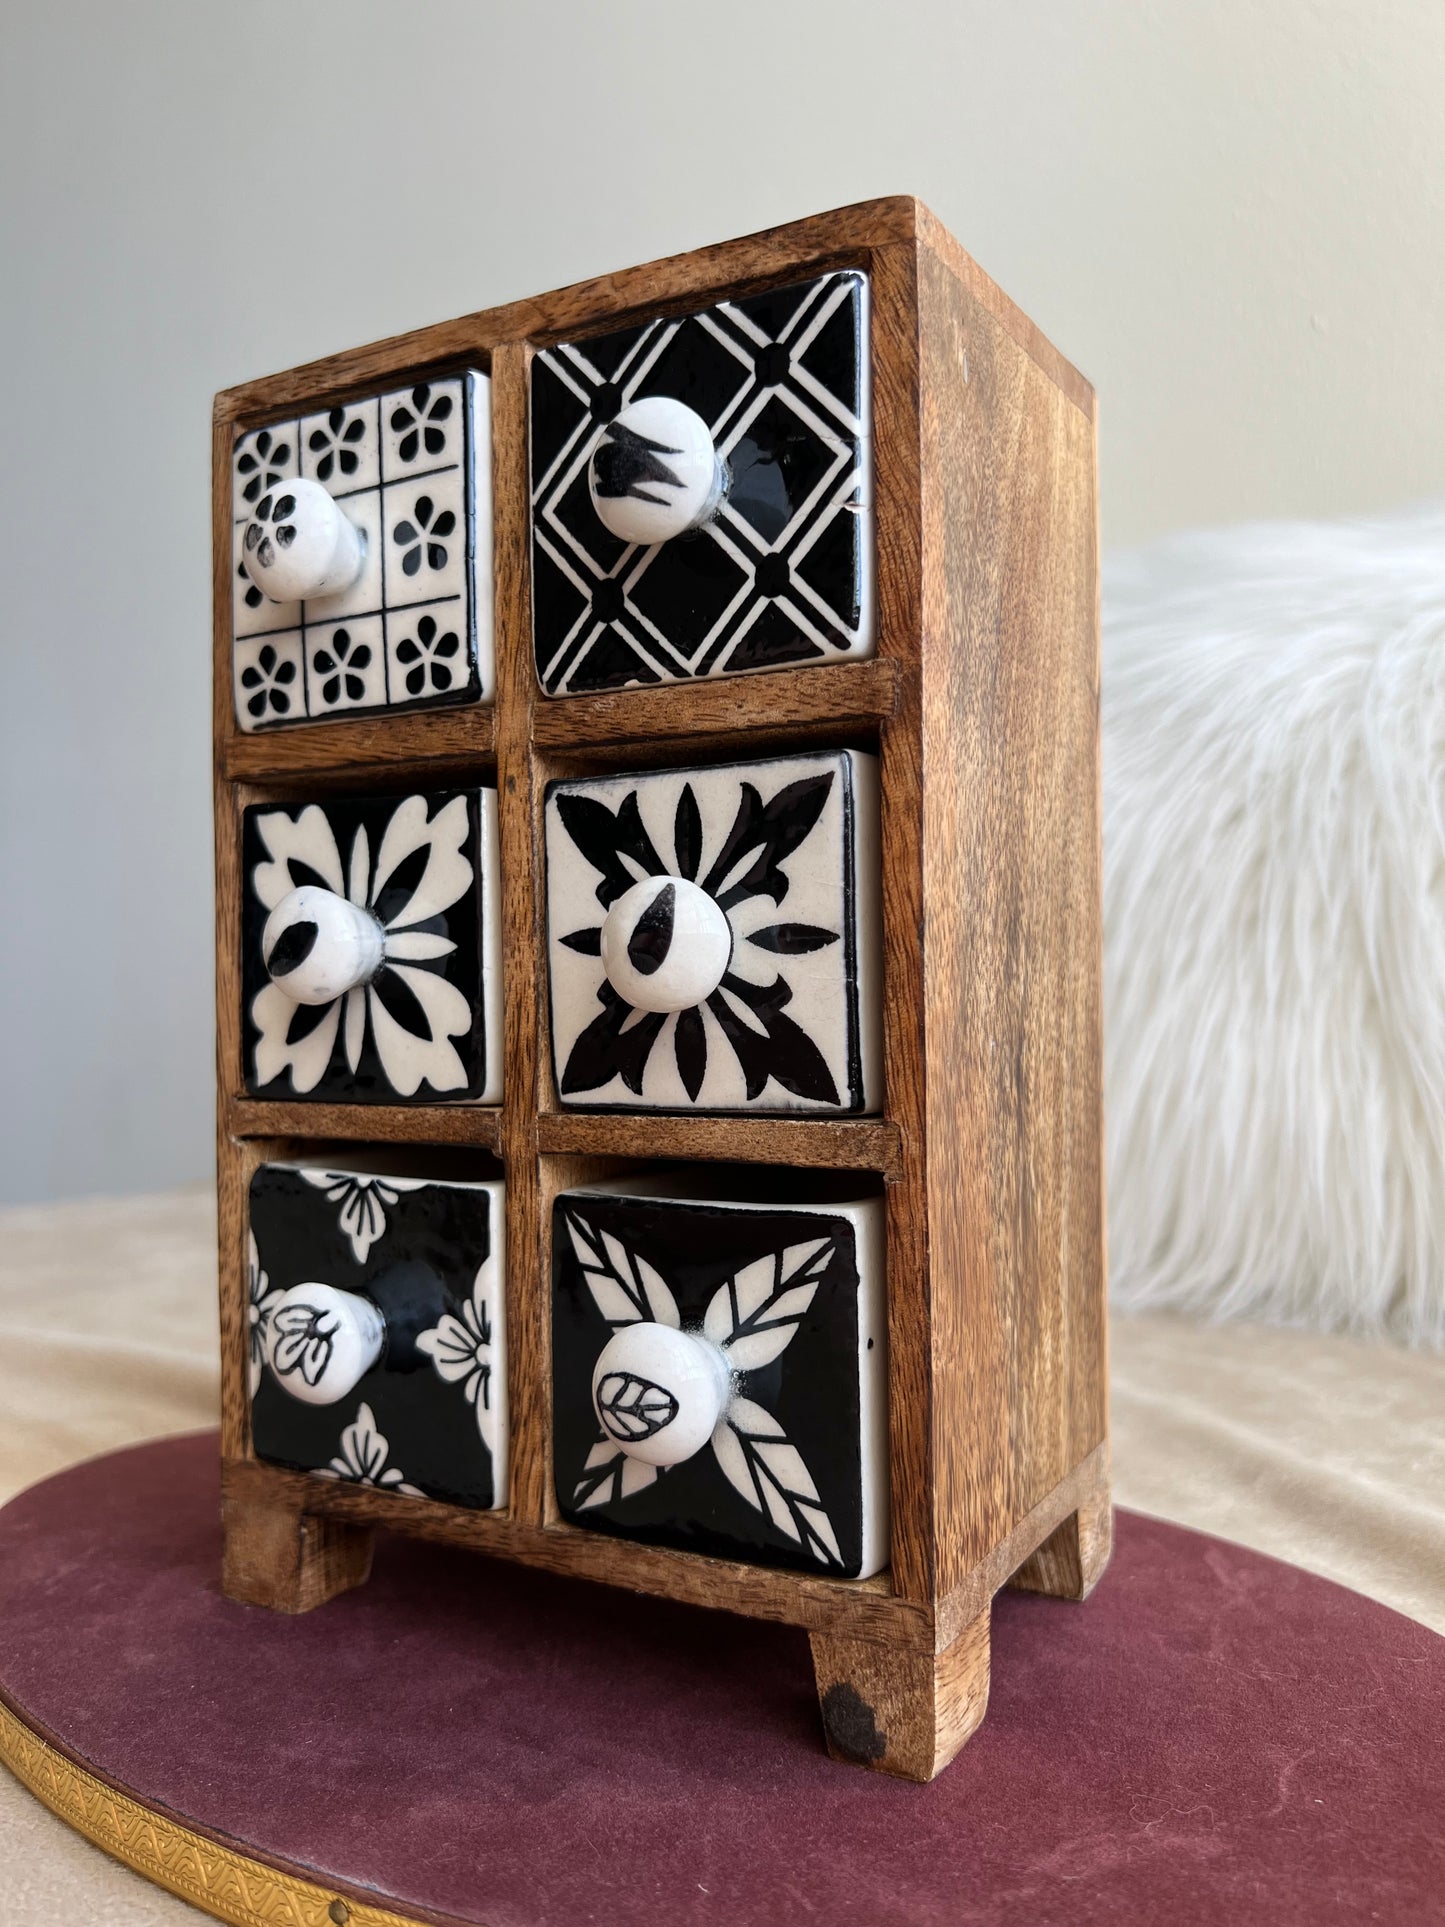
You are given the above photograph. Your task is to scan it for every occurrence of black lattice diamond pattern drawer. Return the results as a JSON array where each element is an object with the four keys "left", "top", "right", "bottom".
[
  {"left": 231, "top": 373, "right": 493, "bottom": 730},
  {"left": 552, "top": 1181, "right": 888, "bottom": 1577},
  {"left": 530, "top": 271, "right": 873, "bottom": 695},
  {"left": 239, "top": 786, "right": 502, "bottom": 1104},
  {"left": 249, "top": 1162, "right": 507, "bottom": 1511}
]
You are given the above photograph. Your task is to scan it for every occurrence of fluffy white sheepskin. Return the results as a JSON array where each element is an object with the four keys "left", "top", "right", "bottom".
[{"left": 1103, "top": 500, "right": 1445, "bottom": 1347}]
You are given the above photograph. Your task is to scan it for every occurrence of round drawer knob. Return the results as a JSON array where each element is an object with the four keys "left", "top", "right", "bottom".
[
  {"left": 266, "top": 1282, "right": 385, "bottom": 1406},
  {"left": 599, "top": 875, "right": 732, "bottom": 1014},
  {"left": 261, "top": 886, "right": 383, "bottom": 1006},
  {"left": 592, "top": 1322, "right": 731, "bottom": 1467},
  {"left": 588, "top": 397, "right": 727, "bottom": 546},
  {"left": 241, "top": 475, "right": 365, "bottom": 602}
]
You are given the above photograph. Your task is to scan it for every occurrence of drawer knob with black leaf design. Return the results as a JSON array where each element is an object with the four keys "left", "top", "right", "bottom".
[
  {"left": 263, "top": 1282, "right": 385, "bottom": 1405},
  {"left": 591, "top": 1319, "right": 732, "bottom": 1468},
  {"left": 587, "top": 397, "right": 728, "bottom": 547},
  {"left": 260, "top": 884, "right": 384, "bottom": 1007},
  {"left": 248, "top": 1162, "right": 508, "bottom": 1511}
]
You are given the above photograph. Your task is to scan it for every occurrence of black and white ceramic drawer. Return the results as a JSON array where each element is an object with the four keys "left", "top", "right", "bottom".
[
  {"left": 232, "top": 372, "right": 493, "bottom": 730},
  {"left": 545, "top": 747, "right": 881, "bottom": 1113},
  {"left": 552, "top": 1180, "right": 887, "bottom": 1578},
  {"left": 240, "top": 785, "right": 502, "bottom": 1104},
  {"left": 248, "top": 1162, "right": 507, "bottom": 1509},
  {"left": 530, "top": 271, "right": 873, "bottom": 695}
]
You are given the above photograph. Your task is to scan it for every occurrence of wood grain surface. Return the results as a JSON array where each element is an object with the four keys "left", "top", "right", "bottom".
[{"left": 914, "top": 235, "right": 1106, "bottom": 1601}]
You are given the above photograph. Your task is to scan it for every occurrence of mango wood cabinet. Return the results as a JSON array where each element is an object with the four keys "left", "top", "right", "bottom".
[{"left": 213, "top": 196, "right": 1107, "bottom": 1782}]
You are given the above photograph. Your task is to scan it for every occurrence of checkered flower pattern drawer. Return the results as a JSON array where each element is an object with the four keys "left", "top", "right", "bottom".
[{"left": 231, "top": 373, "right": 493, "bottom": 729}]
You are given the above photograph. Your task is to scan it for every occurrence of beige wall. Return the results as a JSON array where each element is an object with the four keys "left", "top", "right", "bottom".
[{"left": 2, "top": 0, "right": 1441, "bottom": 1200}]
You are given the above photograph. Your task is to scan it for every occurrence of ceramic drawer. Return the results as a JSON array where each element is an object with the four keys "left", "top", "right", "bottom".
[
  {"left": 552, "top": 1179, "right": 887, "bottom": 1578},
  {"left": 544, "top": 748, "right": 882, "bottom": 1113},
  {"left": 530, "top": 270, "right": 873, "bottom": 695},
  {"left": 231, "top": 372, "right": 493, "bottom": 730},
  {"left": 239, "top": 785, "right": 502, "bottom": 1104},
  {"left": 248, "top": 1161, "right": 507, "bottom": 1510}
]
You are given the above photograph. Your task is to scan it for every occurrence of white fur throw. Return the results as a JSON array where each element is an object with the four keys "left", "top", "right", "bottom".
[{"left": 1102, "top": 500, "right": 1445, "bottom": 1348}]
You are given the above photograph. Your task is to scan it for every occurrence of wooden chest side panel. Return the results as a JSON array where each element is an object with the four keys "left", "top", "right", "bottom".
[{"left": 917, "top": 241, "right": 1104, "bottom": 1595}]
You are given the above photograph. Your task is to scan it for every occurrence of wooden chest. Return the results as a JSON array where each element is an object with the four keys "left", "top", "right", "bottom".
[{"left": 213, "top": 196, "right": 1107, "bottom": 1781}]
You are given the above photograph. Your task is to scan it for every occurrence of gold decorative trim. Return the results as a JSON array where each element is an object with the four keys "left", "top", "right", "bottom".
[{"left": 0, "top": 1694, "right": 429, "bottom": 1927}]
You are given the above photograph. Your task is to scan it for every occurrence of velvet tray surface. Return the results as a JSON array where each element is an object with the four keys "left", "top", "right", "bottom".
[{"left": 0, "top": 1433, "right": 1438, "bottom": 1927}]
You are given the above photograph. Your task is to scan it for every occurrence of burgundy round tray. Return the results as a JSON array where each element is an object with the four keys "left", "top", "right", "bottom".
[{"left": 0, "top": 1433, "right": 1438, "bottom": 1927}]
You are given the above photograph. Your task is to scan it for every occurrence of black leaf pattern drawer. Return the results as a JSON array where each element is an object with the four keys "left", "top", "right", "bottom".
[
  {"left": 552, "top": 1179, "right": 887, "bottom": 1577},
  {"left": 530, "top": 271, "right": 873, "bottom": 694},
  {"left": 248, "top": 1161, "right": 507, "bottom": 1510}
]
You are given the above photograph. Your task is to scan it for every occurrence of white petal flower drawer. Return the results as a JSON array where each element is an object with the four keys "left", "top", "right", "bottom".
[
  {"left": 231, "top": 373, "right": 494, "bottom": 729},
  {"left": 544, "top": 748, "right": 882, "bottom": 1113},
  {"left": 553, "top": 1179, "right": 887, "bottom": 1578},
  {"left": 248, "top": 1161, "right": 507, "bottom": 1510},
  {"left": 240, "top": 786, "right": 503, "bottom": 1104},
  {"left": 530, "top": 271, "right": 873, "bottom": 694}
]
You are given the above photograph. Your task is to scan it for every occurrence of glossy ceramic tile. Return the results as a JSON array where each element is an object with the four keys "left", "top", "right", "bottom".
[
  {"left": 304, "top": 616, "right": 387, "bottom": 715},
  {"left": 531, "top": 270, "right": 874, "bottom": 694},
  {"left": 249, "top": 1161, "right": 507, "bottom": 1510},
  {"left": 544, "top": 749, "right": 882, "bottom": 1113},
  {"left": 552, "top": 1180, "right": 887, "bottom": 1576},
  {"left": 230, "top": 373, "right": 493, "bottom": 728},
  {"left": 240, "top": 786, "right": 503, "bottom": 1104},
  {"left": 301, "top": 398, "right": 382, "bottom": 493},
  {"left": 233, "top": 631, "right": 305, "bottom": 725}
]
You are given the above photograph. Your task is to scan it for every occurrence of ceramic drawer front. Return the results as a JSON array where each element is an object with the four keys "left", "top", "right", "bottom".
[
  {"left": 530, "top": 270, "right": 874, "bottom": 695},
  {"left": 240, "top": 785, "right": 503, "bottom": 1104},
  {"left": 552, "top": 1182, "right": 887, "bottom": 1578},
  {"left": 231, "top": 372, "right": 494, "bottom": 730},
  {"left": 544, "top": 748, "right": 882, "bottom": 1114},
  {"left": 248, "top": 1162, "right": 508, "bottom": 1510}
]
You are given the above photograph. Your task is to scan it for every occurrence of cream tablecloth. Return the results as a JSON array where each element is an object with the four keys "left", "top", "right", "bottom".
[{"left": 0, "top": 1186, "right": 1441, "bottom": 1921}]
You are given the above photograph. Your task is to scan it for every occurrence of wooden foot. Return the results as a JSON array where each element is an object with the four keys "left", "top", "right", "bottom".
[
  {"left": 809, "top": 1610, "right": 990, "bottom": 1782},
  {"left": 221, "top": 1492, "right": 373, "bottom": 1614},
  {"left": 1009, "top": 1484, "right": 1112, "bottom": 1601}
]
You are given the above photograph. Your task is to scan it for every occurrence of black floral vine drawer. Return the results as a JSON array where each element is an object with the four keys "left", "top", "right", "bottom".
[
  {"left": 552, "top": 1179, "right": 888, "bottom": 1577},
  {"left": 231, "top": 373, "right": 492, "bottom": 730},
  {"left": 530, "top": 271, "right": 873, "bottom": 694},
  {"left": 249, "top": 1162, "right": 507, "bottom": 1510},
  {"left": 544, "top": 748, "right": 882, "bottom": 1114},
  {"left": 240, "top": 786, "right": 502, "bottom": 1104}
]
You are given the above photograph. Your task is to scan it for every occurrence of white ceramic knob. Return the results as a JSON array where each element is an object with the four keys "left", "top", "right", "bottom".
[
  {"left": 592, "top": 1323, "right": 731, "bottom": 1467},
  {"left": 588, "top": 397, "right": 727, "bottom": 546},
  {"left": 241, "top": 475, "right": 365, "bottom": 602},
  {"left": 599, "top": 876, "right": 732, "bottom": 1013},
  {"left": 261, "top": 885, "right": 384, "bottom": 1006},
  {"left": 267, "top": 1282, "right": 385, "bottom": 1405}
]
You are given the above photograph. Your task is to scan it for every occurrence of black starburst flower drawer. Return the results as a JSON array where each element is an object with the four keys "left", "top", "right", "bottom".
[
  {"left": 544, "top": 748, "right": 882, "bottom": 1113},
  {"left": 248, "top": 1161, "right": 507, "bottom": 1510},
  {"left": 530, "top": 271, "right": 873, "bottom": 695},
  {"left": 231, "top": 372, "right": 493, "bottom": 730},
  {"left": 552, "top": 1178, "right": 888, "bottom": 1578},
  {"left": 239, "top": 786, "right": 502, "bottom": 1104}
]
